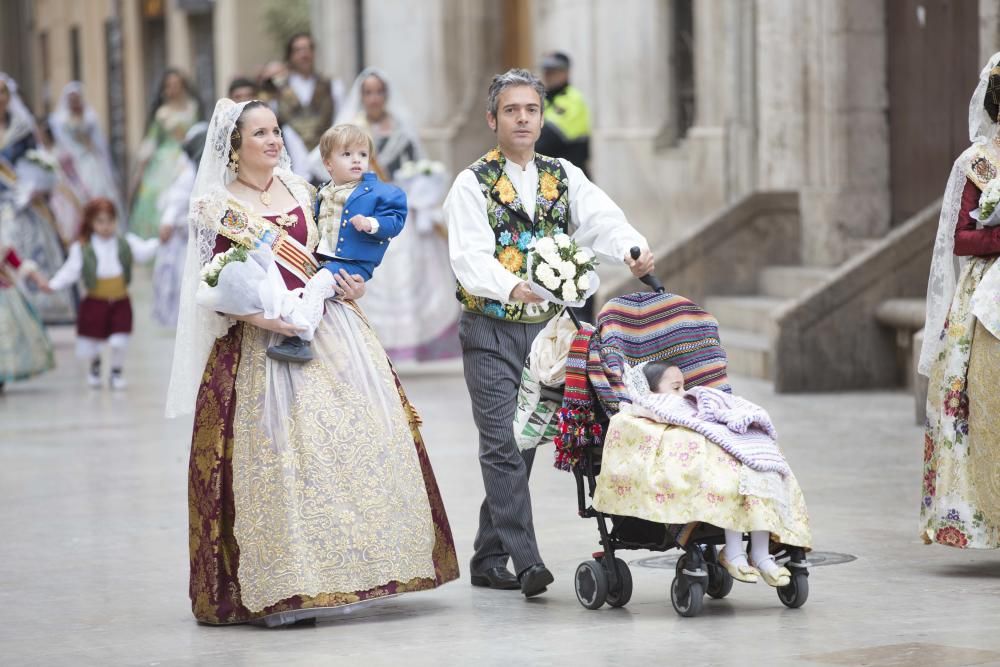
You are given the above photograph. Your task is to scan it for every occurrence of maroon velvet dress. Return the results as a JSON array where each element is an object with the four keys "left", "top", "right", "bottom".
[{"left": 187, "top": 205, "right": 458, "bottom": 625}]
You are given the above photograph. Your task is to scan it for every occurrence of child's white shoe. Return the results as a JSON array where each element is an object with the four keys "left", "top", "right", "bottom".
[
  {"left": 109, "top": 369, "right": 127, "bottom": 391},
  {"left": 87, "top": 359, "right": 102, "bottom": 389},
  {"left": 749, "top": 554, "right": 791, "bottom": 588},
  {"left": 719, "top": 549, "right": 759, "bottom": 584}
]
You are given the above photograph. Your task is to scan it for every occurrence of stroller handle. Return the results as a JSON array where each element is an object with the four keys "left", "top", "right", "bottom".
[{"left": 630, "top": 246, "right": 665, "bottom": 293}]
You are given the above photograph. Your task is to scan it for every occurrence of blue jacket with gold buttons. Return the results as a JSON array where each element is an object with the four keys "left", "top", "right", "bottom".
[{"left": 313, "top": 172, "right": 407, "bottom": 280}]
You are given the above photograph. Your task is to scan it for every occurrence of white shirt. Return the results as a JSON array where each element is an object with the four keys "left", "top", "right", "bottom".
[
  {"left": 444, "top": 156, "right": 648, "bottom": 304},
  {"left": 49, "top": 234, "right": 159, "bottom": 291},
  {"left": 287, "top": 72, "right": 345, "bottom": 110},
  {"left": 288, "top": 72, "right": 317, "bottom": 107}
]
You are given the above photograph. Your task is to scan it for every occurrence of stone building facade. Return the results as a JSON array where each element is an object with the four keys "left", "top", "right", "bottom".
[{"left": 312, "top": 0, "right": 1000, "bottom": 391}]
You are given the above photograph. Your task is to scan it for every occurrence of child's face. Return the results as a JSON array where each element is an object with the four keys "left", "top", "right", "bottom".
[
  {"left": 323, "top": 142, "right": 370, "bottom": 184},
  {"left": 92, "top": 211, "right": 117, "bottom": 239},
  {"left": 657, "top": 366, "right": 685, "bottom": 395}
]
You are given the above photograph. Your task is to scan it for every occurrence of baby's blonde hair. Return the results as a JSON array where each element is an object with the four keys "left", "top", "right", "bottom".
[{"left": 318, "top": 123, "right": 375, "bottom": 160}]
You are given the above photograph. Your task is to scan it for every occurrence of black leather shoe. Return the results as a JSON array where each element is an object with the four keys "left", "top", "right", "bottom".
[
  {"left": 470, "top": 567, "right": 520, "bottom": 590},
  {"left": 266, "top": 336, "right": 315, "bottom": 363},
  {"left": 518, "top": 564, "right": 554, "bottom": 598}
]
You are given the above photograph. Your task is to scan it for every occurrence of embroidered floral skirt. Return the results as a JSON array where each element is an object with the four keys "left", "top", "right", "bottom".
[
  {"left": 921, "top": 257, "right": 1000, "bottom": 549},
  {"left": 187, "top": 301, "right": 459, "bottom": 625},
  {"left": 591, "top": 413, "right": 811, "bottom": 548},
  {"left": 0, "top": 286, "right": 53, "bottom": 382}
]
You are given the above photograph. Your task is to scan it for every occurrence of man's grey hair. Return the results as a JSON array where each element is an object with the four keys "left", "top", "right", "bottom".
[{"left": 486, "top": 68, "right": 545, "bottom": 117}]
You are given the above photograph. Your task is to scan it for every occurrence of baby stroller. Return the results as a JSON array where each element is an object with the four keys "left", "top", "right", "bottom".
[{"left": 544, "top": 256, "right": 810, "bottom": 618}]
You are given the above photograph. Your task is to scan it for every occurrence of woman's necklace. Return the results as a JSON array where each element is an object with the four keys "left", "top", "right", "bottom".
[{"left": 237, "top": 175, "right": 274, "bottom": 207}]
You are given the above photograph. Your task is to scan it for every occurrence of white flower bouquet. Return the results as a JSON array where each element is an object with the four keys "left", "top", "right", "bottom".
[
  {"left": 13, "top": 149, "right": 59, "bottom": 209},
  {"left": 395, "top": 159, "right": 446, "bottom": 180},
  {"left": 196, "top": 245, "right": 311, "bottom": 330},
  {"left": 526, "top": 233, "right": 600, "bottom": 307},
  {"left": 23, "top": 149, "right": 58, "bottom": 172},
  {"left": 972, "top": 178, "right": 1000, "bottom": 227}
]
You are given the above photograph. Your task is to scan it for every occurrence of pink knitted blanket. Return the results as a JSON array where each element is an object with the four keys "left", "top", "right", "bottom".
[{"left": 631, "top": 386, "right": 789, "bottom": 477}]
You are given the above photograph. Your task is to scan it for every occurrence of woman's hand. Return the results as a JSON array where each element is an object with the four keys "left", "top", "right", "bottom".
[
  {"left": 238, "top": 312, "right": 305, "bottom": 336},
  {"left": 333, "top": 269, "right": 366, "bottom": 300}
]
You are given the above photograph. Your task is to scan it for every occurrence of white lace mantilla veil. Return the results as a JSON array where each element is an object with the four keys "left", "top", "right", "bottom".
[
  {"left": 165, "top": 98, "right": 294, "bottom": 418},
  {"left": 0, "top": 72, "right": 37, "bottom": 148},
  {"left": 49, "top": 82, "right": 114, "bottom": 166},
  {"left": 918, "top": 51, "right": 1000, "bottom": 376},
  {"left": 332, "top": 66, "right": 425, "bottom": 174}
]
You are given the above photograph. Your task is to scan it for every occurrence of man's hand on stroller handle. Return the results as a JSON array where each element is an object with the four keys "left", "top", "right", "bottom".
[{"left": 626, "top": 247, "right": 655, "bottom": 278}]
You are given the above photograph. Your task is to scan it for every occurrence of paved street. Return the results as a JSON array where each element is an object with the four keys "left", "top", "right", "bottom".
[{"left": 3, "top": 276, "right": 1000, "bottom": 667}]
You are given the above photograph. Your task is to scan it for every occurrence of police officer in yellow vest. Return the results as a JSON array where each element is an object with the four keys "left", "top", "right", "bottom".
[{"left": 536, "top": 52, "right": 591, "bottom": 176}]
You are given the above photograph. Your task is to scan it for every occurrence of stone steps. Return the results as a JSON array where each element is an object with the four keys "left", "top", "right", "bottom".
[
  {"left": 758, "top": 265, "right": 834, "bottom": 299},
  {"left": 718, "top": 328, "right": 772, "bottom": 380},
  {"left": 704, "top": 295, "right": 788, "bottom": 337}
]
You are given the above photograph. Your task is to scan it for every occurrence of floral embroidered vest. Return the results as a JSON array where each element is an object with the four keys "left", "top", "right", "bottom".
[{"left": 457, "top": 148, "right": 572, "bottom": 323}]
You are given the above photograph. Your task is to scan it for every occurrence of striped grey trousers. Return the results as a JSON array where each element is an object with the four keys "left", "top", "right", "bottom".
[{"left": 459, "top": 311, "right": 549, "bottom": 575}]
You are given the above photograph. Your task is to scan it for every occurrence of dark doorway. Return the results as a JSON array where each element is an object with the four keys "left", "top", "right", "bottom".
[{"left": 887, "top": 0, "right": 979, "bottom": 225}]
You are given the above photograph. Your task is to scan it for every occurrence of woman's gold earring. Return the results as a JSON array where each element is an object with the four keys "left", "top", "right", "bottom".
[{"left": 230, "top": 149, "right": 239, "bottom": 174}]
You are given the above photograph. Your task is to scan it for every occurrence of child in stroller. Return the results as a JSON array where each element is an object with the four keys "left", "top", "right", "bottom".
[
  {"left": 547, "top": 290, "right": 811, "bottom": 617},
  {"left": 636, "top": 360, "right": 794, "bottom": 587}
]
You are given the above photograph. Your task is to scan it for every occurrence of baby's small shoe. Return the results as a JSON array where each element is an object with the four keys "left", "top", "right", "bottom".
[
  {"left": 719, "top": 550, "right": 759, "bottom": 584},
  {"left": 749, "top": 554, "right": 790, "bottom": 587},
  {"left": 266, "top": 336, "right": 314, "bottom": 364}
]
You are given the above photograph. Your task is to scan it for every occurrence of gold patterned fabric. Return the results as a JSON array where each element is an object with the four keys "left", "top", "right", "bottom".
[
  {"left": 316, "top": 181, "right": 359, "bottom": 258},
  {"left": 592, "top": 413, "right": 811, "bottom": 548},
  {"left": 231, "top": 300, "right": 438, "bottom": 612},
  {"left": 922, "top": 257, "right": 1000, "bottom": 548},
  {"left": 967, "top": 321, "right": 1000, "bottom": 528}
]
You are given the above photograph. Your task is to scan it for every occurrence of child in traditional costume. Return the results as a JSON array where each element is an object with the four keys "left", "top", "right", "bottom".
[
  {"left": 599, "top": 360, "right": 812, "bottom": 588},
  {"left": 47, "top": 197, "right": 159, "bottom": 389},
  {"left": 266, "top": 124, "right": 406, "bottom": 363}
]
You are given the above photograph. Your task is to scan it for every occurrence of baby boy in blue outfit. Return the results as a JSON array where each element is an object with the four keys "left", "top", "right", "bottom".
[{"left": 266, "top": 124, "right": 407, "bottom": 363}]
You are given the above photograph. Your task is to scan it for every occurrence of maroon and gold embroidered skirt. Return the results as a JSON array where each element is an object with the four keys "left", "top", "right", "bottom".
[{"left": 188, "top": 321, "right": 459, "bottom": 625}]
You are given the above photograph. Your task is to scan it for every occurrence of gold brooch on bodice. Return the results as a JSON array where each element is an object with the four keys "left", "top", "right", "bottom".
[{"left": 273, "top": 212, "right": 297, "bottom": 228}]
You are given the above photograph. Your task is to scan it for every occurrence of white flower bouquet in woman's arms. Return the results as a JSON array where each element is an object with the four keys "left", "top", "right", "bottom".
[
  {"left": 972, "top": 178, "right": 1000, "bottom": 227},
  {"left": 196, "top": 244, "right": 310, "bottom": 329},
  {"left": 395, "top": 159, "right": 449, "bottom": 233},
  {"left": 526, "top": 233, "right": 600, "bottom": 307}
]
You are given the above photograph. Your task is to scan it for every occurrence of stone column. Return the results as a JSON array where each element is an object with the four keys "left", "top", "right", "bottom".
[
  {"left": 121, "top": 0, "right": 147, "bottom": 159},
  {"left": 165, "top": 0, "right": 193, "bottom": 75},
  {"left": 798, "top": 0, "right": 890, "bottom": 266},
  {"left": 311, "top": 0, "right": 360, "bottom": 91},
  {"left": 211, "top": 0, "right": 279, "bottom": 99},
  {"left": 310, "top": 0, "right": 501, "bottom": 169}
]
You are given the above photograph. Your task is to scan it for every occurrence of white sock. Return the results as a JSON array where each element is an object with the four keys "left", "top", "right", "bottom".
[
  {"left": 108, "top": 334, "right": 129, "bottom": 371},
  {"left": 296, "top": 269, "right": 338, "bottom": 341},
  {"left": 749, "top": 530, "right": 779, "bottom": 574},
  {"left": 723, "top": 529, "right": 748, "bottom": 564}
]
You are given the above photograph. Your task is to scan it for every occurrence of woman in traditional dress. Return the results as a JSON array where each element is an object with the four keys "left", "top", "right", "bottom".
[
  {"left": 128, "top": 69, "right": 200, "bottom": 239},
  {"left": 919, "top": 52, "right": 1000, "bottom": 549},
  {"left": 166, "top": 99, "right": 458, "bottom": 626},
  {"left": 0, "top": 73, "right": 75, "bottom": 323},
  {"left": 49, "top": 82, "right": 123, "bottom": 218},
  {"left": 332, "top": 68, "right": 461, "bottom": 363},
  {"left": 151, "top": 122, "right": 206, "bottom": 328},
  {"left": 0, "top": 242, "right": 54, "bottom": 392}
]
